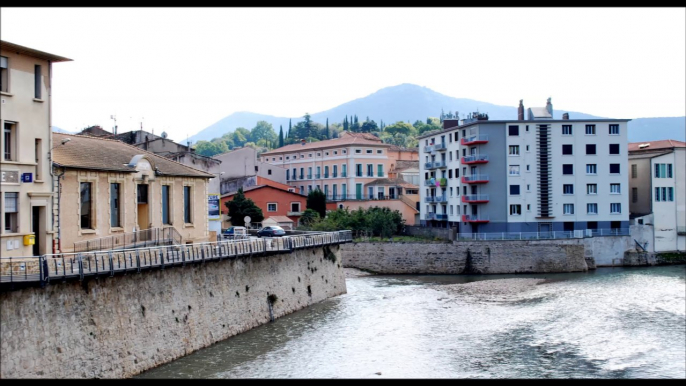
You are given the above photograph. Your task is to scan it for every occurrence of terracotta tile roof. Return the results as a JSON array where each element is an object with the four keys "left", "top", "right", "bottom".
[
  {"left": 388, "top": 145, "right": 419, "bottom": 152},
  {"left": 628, "top": 139, "right": 686, "bottom": 152},
  {"left": 392, "top": 160, "right": 419, "bottom": 172},
  {"left": 222, "top": 184, "right": 306, "bottom": 198},
  {"left": 52, "top": 133, "right": 214, "bottom": 178},
  {"left": 261, "top": 131, "right": 388, "bottom": 155},
  {"left": 256, "top": 176, "right": 292, "bottom": 191},
  {"left": 364, "top": 178, "right": 418, "bottom": 189}
]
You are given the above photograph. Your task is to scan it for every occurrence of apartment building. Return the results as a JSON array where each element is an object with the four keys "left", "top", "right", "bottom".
[
  {"left": 1, "top": 40, "right": 71, "bottom": 256},
  {"left": 418, "top": 98, "right": 631, "bottom": 234},
  {"left": 629, "top": 140, "right": 685, "bottom": 252}
]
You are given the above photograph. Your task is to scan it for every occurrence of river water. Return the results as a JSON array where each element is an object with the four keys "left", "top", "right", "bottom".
[{"left": 137, "top": 266, "right": 686, "bottom": 379}]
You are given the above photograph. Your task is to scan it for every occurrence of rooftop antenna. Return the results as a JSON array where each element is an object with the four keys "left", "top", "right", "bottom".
[{"left": 110, "top": 115, "right": 117, "bottom": 135}]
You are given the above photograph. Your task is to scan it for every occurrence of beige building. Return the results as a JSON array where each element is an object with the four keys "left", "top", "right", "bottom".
[
  {"left": 1, "top": 40, "right": 71, "bottom": 257},
  {"left": 52, "top": 133, "right": 214, "bottom": 253},
  {"left": 214, "top": 146, "right": 287, "bottom": 183}
]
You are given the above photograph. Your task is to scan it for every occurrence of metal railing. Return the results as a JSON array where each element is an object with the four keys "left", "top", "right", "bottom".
[
  {"left": 461, "top": 154, "right": 489, "bottom": 164},
  {"left": 456, "top": 228, "right": 630, "bottom": 240},
  {"left": 462, "top": 194, "right": 489, "bottom": 203},
  {"left": 433, "top": 143, "right": 447, "bottom": 151},
  {"left": 462, "top": 174, "right": 490, "bottom": 183},
  {"left": 73, "top": 227, "right": 182, "bottom": 253},
  {"left": 425, "top": 161, "right": 447, "bottom": 169},
  {"left": 461, "top": 134, "right": 489, "bottom": 145},
  {"left": 461, "top": 215, "right": 490, "bottom": 222},
  {"left": 425, "top": 195, "right": 447, "bottom": 203},
  {"left": 1, "top": 230, "right": 353, "bottom": 287}
]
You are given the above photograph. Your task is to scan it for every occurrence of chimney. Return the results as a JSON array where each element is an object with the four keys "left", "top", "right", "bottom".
[
  {"left": 546, "top": 97, "right": 553, "bottom": 117},
  {"left": 518, "top": 99, "right": 524, "bottom": 120},
  {"left": 562, "top": 112, "right": 569, "bottom": 120}
]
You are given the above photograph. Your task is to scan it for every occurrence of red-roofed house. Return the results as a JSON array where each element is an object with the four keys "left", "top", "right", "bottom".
[{"left": 221, "top": 184, "right": 307, "bottom": 228}]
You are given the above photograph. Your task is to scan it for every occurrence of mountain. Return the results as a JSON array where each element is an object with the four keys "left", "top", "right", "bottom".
[
  {"left": 187, "top": 83, "right": 685, "bottom": 143},
  {"left": 51, "top": 126, "right": 75, "bottom": 134}
]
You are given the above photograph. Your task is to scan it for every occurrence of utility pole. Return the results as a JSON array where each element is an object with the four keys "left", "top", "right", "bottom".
[{"left": 110, "top": 115, "right": 117, "bottom": 135}]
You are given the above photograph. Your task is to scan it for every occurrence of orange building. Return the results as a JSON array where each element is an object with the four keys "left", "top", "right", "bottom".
[{"left": 221, "top": 185, "right": 307, "bottom": 228}]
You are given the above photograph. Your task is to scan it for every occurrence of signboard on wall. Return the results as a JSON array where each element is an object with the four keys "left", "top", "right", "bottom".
[
  {"left": 208, "top": 193, "right": 220, "bottom": 220},
  {"left": 21, "top": 173, "right": 33, "bottom": 183},
  {"left": 1, "top": 170, "right": 19, "bottom": 183}
]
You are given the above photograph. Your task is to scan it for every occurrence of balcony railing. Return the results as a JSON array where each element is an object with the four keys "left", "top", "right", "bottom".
[
  {"left": 461, "top": 174, "right": 490, "bottom": 184},
  {"left": 287, "top": 211, "right": 303, "bottom": 216},
  {"left": 462, "top": 194, "right": 489, "bottom": 203},
  {"left": 324, "top": 174, "right": 329, "bottom": 178},
  {"left": 425, "top": 212, "right": 448, "bottom": 221},
  {"left": 424, "top": 145, "right": 434, "bottom": 153},
  {"left": 433, "top": 143, "right": 447, "bottom": 151},
  {"left": 332, "top": 173, "right": 338, "bottom": 178},
  {"left": 299, "top": 174, "right": 304, "bottom": 180},
  {"left": 461, "top": 135, "right": 489, "bottom": 145},
  {"left": 456, "top": 228, "right": 630, "bottom": 240},
  {"left": 315, "top": 174, "right": 321, "bottom": 179},
  {"left": 341, "top": 172, "right": 347, "bottom": 177},
  {"left": 307, "top": 174, "right": 312, "bottom": 179},
  {"left": 425, "top": 161, "right": 447, "bottom": 169},
  {"left": 424, "top": 195, "right": 447, "bottom": 203},
  {"left": 461, "top": 154, "right": 489, "bottom": 164},
  {"left": 461, "top": 215, "right": 490, "bottom": 223}
]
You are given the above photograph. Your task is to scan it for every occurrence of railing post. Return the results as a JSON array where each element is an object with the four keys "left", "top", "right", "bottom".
[{"left": 78, "top": 254, "right": 84, "bottom": 282}]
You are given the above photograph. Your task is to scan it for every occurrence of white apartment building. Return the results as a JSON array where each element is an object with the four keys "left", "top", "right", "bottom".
[
  {"left": 417, "top": 99, "right": 630, "bottom": 234},
  {"left": 629, "top": 140, "right": 686, "bottom": 252}
]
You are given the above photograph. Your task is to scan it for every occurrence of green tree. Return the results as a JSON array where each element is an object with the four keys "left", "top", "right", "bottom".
[
  {"left": 385, "top": 121, "right": 414, "bottom": 136},
  {"left": 326, "top": 118, "right": 330, "bottom": 139},
  {"left": 194, "top": 140, "right": 229, "bottom": 157},
  {"left": 299, "top": 208, "right": 320, "bottom": 226},
  {"left": 343, "top": 115, "right": 349, "bottom": 131},
  {"left": 250, "top": 121, "right": 277, "bottom": 144},
  {"left": 225, "top": 188, "right": 264, "bottom": 227},
  {"left": 278, "top": 125, "right": 284, "bottom": 147},
  {"left": 360, "top": 120, "right": 378, "bottom": 133},
  {"left": 306, "top": 188, "right": 327, "bottom": 219}
]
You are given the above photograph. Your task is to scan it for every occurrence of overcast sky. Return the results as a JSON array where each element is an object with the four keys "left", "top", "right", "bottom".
[{"left": 2, "top": 7, "right": 684, "bottom": 142}]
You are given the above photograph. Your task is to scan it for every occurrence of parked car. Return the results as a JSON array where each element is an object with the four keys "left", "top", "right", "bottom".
[{"left": 256, "top": 226, "right": 286, "bottom": 237}]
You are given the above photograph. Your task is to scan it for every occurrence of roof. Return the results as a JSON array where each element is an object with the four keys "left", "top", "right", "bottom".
[
  {"left": 392, "top": 160, "right": 419, "bottom": 172},
  {"left": 256, "top": 176, "right": 292, "bottom": 191},
  {"left": 417, "top": 118, "right": 632, "bottom": 140},
  {"left": 52, "top": 133, "right": 214, "bottom": 178},
  {"left": 364, "top": 178, "right": 418, "bottom": 189},
  {"left": 261, "top": 131, "right": 388, "bottom": 156},
  {"left": 628, "top": 139, "right": 686, "bottom": 152},
  {"left": 528, "top": 107, "right": 552, "bottom": 118},
  {"left": 264, "top": 216, "right": 294, "bottom": 223},
  {"left": 1, "top": 40, "right": 72, "bottom": 62},
  {"left": 388, "top": 145, "right": 419, "bottom": 152},
  {"left": 222, "top": 184, "right": 306, "bottom": 199},
  {"left": 628, "top": 151, "right": 672, "bottom": 160}
]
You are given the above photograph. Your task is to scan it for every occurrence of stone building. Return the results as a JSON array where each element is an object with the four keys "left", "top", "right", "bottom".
[{"left": 52, "top": 133, "right": 214, "bottom": 253}]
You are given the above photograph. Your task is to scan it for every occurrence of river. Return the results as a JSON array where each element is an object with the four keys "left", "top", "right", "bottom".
[{"left": 137, "top": 266, "right": 686, "bottom": 379}]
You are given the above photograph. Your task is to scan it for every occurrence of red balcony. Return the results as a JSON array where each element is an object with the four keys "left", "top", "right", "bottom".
[
  {"left": 462, "top": 215, "right": 490, "bottom": 223},
  {"left": 461, "top": 135, "right": 489, "bottom": 145},
  {"left": 461, "top": 174, "right": 489, "bottom": 184},
  {"left": 461, "top": 194, "right": 489, "bottom": 203},
  {"left": 461, "top": 154, "right": 489, "bottom": 164}
]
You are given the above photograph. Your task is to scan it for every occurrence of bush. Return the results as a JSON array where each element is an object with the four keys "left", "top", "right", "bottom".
[{"left": 298, "top": 206, "right": 404, "bottom": 236}]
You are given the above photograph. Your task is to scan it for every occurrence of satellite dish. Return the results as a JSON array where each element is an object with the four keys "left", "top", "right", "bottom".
[
  {"left": 244, "top": 216, "right": 251, "bottom": 224},
  {"left": 161, "top": 131, "right": 168, "bottom": 139}
]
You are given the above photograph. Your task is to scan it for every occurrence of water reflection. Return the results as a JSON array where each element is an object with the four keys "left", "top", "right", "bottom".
[{"left": 138, "top": 266, "right": 685, "bottom": 379}]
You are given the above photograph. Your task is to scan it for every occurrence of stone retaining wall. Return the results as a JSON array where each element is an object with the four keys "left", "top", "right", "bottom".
[
  {"left": 0, "top": 245, "right": 346, "bottom": 378},
  {"left": 341, "top": 240, "right": 587, "bottom": 274}
]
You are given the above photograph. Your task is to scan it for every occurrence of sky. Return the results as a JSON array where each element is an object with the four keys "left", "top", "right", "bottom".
[{"left": 1, "top": 7, "right": 684, "bottom": 143}]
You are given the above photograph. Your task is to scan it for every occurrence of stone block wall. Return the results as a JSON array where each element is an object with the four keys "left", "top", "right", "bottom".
[
  {"left": 402, "top": 226, "right": 452, "bottom": 240},
  {"left": 0, "top": 245, "right": 346, "bottom": 378}
]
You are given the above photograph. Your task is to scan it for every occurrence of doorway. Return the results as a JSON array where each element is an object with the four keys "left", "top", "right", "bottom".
[
  {"left": 137, "top": 184, "right": 149, "bottom": 240},
  {"left": 32, "top": 206, "right": 41, "bottom": 256}
]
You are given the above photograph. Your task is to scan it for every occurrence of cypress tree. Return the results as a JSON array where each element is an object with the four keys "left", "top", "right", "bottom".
[
  {"left": 326, "top": 118, "right": 330, "bottom": 139},
  {"left": 278, "top": 125, "right": 284, "bottom": 147}
]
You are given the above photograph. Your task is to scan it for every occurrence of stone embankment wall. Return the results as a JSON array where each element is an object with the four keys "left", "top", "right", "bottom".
[
  {"left": 401, "top": 226, "right": 452, "bottom": 240},
  {"left": 623, "top": 251, "right": 686, "bottom": 266},
  {"left": 341, "top": 240, "right": 587, "bottom": 274},
  {"left": 0, "top": 245, "right": 346, "bottom": 379}
]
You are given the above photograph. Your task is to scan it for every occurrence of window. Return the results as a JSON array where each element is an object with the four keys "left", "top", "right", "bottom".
[
  {"left": 562, "top": 144, "right": 573, "bottom": 155},
  {"left": 526, "top": 145, "right": 530, "bottom": 152},
  {"left": 587, "top": 184, "right": 597, "bottom": 194},
  {"left": 334, "top": 151, "right": 338, "bottom": 155},
  {"left": 0, "top": 56, "right": 8, "bottom": 92},
  {"left": 342, "top": 164, "right": 347, "bottom": 177},
  {"left": 510, "top": 185, "right": 520, "bottom": 195},
  {"left": 586, "top": 144, "right": 596, "bottom": 155},
  {"left": 585, "top": 124, "right": 596, "bottom": 135},
  {"left": 448, "top": 169, "right": 453, "bottom": 179},
  {"left": 610, "top": 203, "right": 621, "bottom": 214},
  {"left": 377, "top": 164, "right": 384, "bottom": 177},
  {"left": 450, "top": 187, "right": 454, "bottom": 197},
  {"left": 562, "top": 125, "right": 573, "bottom": 135},
  {"left": 4, "top": 122, "right": 16, "bottom": 161},
  {"left": 508, "top": 125, "right": 519, "bottom": 136},
  {"left": 509, "top": 165, "right": 520, "bottom": 176},
  {"left": 377, "top": 150, "right": 383, "bottom": 154},
  {"left": 527, "top": 204, "right": 531, "bottom": 211},
  {"left": 183, "top": 186, "right": 192, "bottom": 223},
  {"left": 34, "top": 65, "right": 42, "bottom": 99},
  {"left": 286, "top": 156, "right": 290, "bottom": 160},
  {"left": 286, "top": 170, "right": 290, "bottom": 181},
  {"left": 292, "top": 168, "right": 296, "bottom": 180},
  {"left": 162, "top": 185, "right": 171, "bottom": 225},
  {"left": 80, "top": 182, "right": 93, "bottom": 229},
  {"left": 563, "top": 204, "right": 574, "bottom": 215},
  {"left": 655, "top": 187, "right": 674, "bottom": 202},
  {"left": 366, "top": 164, "right": 373, "bottom": 177},
  {"left": 300, "top": 167, "right": 304, "bottom": 179},
  {"left": 508, "top": 145, "right": 520, "bottom": 155},
  {"left": 110, "top": 183, "right": 121, "bottom": 227},
  {"left": 632, "top": 187, "right": 638, "bottom": 203},
  {"left": 563, "top": 164, "right": 574, "bottom": 175},
  {"left": 654, "top": 164, "right": 673, "bottom": 178},
  {"left": 631, "top": 164, "right": 637, "bottom": 178},
  {"left": 343, "top": 150, "right": 347, "bottom": 154},
  {"left": 300, "top": 154, "right": 304, "bottom": 159},
  {"left": 324, "top": 166, "right": 329, "bottom": 178},
  {"left": 291, "top": 202, "right": 300, "bottom": 213},
  {"left": 586, "top": 164, "right": 597, "bottom": 175},
  {"left": 609, "top": 124, "right": 619, "bottom": 135},
  {"left": 267, "top": 203, "right": 277, "bottom": 212},
  {"left": 255, "top": 165, "right": 259, "bottom": 172},
  {"left": 34, "top": 138, "right": 42, "bottom": 180},
  {"left": 366, "top": 149, "right": 372, "bottom": 154},
  {"left": 268, "top": 169, "right": 272, "bottom": 175},
  {"left": 317, "top": 153, "right": 321, "bottom": 156},
  {"left": 526, "top": 165, "right": 530, "bottom": 172},
  {"left": 325, "top": 152, "right": 329, "bottom": 156},
  {"left": 527, "top": 184, "right": 530, "bottom": 191},
  {"left": 609, "top": 164, "right": 620, "bottom": 174},
  {"left": 610, "top": 183, "right": 621, "bottom": 194},
  {"left": 510, "top": 204, "right": 522, "bottom": 215},
  {"left": 609, "top": 144, "right": 620, "bottom": 155},
  {"left": 587, "top": 203, "right": 598, "bottom": 214},
  {"left": 3, "top": 192, "right": 18, "bottom": 233},
  {"left": 563, "top": 184, "right": 574, "bottom": 194},
  {"left": 356, "top": 164, "right": 362, "bottom": 177}
]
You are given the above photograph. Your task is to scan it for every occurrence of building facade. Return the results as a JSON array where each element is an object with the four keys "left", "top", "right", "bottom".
[
  {"left": 221, "top": 184, "right": 307, "bottom": 228},
  {"left": 214, "top": 146, "right": 287, "bottom": 183},
  {"left": 417, "top": 99, "right": 630, "bottom": 234},
  {"left": 52, "top": 133, "right": 213, "bottom": 253},
  {"left": 629, "top": 140, "right": 686, "bottom": 252},
  {"left": 1, "top": 40, "right": 71, "bottom": 256}
]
